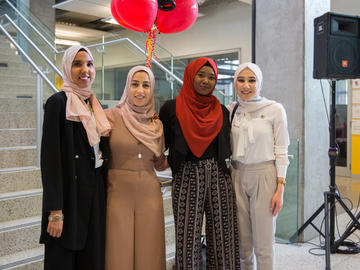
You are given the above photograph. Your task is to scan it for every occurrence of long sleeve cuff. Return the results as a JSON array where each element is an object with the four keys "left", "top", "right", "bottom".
[{"left": 276, "top": 165, "right": 288, "bottom": 179}]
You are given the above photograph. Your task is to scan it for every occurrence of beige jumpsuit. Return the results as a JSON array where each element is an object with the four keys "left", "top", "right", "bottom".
[{"left": 105, "top": 109, "right": 166, "bottom": 270}]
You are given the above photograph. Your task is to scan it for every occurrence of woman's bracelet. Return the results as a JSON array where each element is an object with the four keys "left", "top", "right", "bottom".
[
  {"left": 48, "top": 214, "right": 64, "bottom": 222},
  {"left": 276, "top": 179, "right": 286, "bottom": 186}
]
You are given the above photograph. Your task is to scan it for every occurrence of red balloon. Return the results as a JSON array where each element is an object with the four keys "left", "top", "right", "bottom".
[
  {"left": 110, "top": 0, "right": 139, "bottom": 31},
  {"left": 112, "top": 0, "right": 158, "bottom": 32},
  {"left": 156, "top": 0, "right": 198, "bottom": 34}
]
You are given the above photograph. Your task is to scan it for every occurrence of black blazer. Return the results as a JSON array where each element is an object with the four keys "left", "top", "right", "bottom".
[
  {"left": 159, "top": 99, "right": 231, "bottom": 175},
  {"left": 39, "top": 91, "right": 109, "bottom": 250}
]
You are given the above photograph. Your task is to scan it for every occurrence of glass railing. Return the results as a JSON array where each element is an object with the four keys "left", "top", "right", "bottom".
[
  {"left": 0, "top": 0, "right": 230, "bottom": 112},
  {"left": 55, "top": 38, "right": 183, "bottom": 113},
  {"left": 5, "top": 0, "right": 55, "bottom": 42},
  {"left": 276, "top": 138, "right": 300, "bottom": 243},
  {"left": 0, "top": 0, "right": 58, "bottom": 95}
]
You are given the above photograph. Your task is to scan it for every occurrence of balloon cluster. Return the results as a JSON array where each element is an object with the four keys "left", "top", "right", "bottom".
[
  {"left": 111, "top": 0, "right": 198, "bottom": 68},
  {"left": 111, "top": 0, "right": 198, "bottom": 33}
]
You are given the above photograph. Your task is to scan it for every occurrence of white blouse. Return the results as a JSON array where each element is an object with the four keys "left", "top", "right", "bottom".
[{"left": 228, "top": 101, "right": 290, "bottom": 178}]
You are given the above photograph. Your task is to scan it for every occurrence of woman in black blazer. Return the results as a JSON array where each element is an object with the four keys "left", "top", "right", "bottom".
[
  {"left": 40, "top": 45, "right": 111, "bottom": 270},
  {"left": 159, "top": 57, "right": 241, "bottom": 269}
]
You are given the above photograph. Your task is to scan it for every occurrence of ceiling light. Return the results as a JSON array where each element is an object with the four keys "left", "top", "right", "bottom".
[
  {"left": 101, "top": 17, "right": 119, "bottom": 25},
  {"left": 55, "top": 38, "right": 81, "bottom": 46}
]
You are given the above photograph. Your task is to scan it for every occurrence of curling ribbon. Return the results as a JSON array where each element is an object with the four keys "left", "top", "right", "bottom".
[{"left": 145, "top": 24, "right": 159, "bottom": 68}]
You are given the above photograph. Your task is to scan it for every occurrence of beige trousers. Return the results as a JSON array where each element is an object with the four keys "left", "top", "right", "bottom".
[
  {"left": 231, "top": 160, "right": 277, "bottom": 270},
  {"left": 105, "top": 170, "right": 166, "bottom": 270}
]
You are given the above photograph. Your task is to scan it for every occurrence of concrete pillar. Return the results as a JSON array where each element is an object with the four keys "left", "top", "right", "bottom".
[{"left": 256, "top": 0, "right": 330, "bottom": 240}]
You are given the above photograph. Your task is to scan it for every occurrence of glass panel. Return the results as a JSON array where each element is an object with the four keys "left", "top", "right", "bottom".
[
  {"left": 335, "top": 80, "right": 348, "bottom": 167},
  {"left": 14, "top": 0, "right": 55, "bottom": 41},
  {"left": 276, "top": 138, "right": 300, "bottom": 243},
  {"left": 1, "top": 16, "right": 57, "bottom": 91},
  {"left": 0, "top": 0, "right": 58, "bottom": 94}
]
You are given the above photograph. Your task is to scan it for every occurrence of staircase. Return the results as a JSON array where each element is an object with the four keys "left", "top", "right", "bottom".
[
  {"left": 0, "top": 36, "right": 44, "bottom": 269},
  {"left": 0, "top": 36, "right": 176, "bottom": 269}
]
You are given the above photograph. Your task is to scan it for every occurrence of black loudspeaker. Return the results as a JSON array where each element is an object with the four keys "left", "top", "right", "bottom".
[{"left": 313, "top": 12, "right": 360, "bottom": 79}]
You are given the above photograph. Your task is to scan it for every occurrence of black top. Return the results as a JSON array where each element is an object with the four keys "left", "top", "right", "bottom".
[{"left": 159, "top": 99, "right": 231, "bottom": 175}]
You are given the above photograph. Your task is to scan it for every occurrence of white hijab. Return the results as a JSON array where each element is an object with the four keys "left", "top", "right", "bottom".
[{"left": 232, "top": 62, "right": 275, "bottom": 159}]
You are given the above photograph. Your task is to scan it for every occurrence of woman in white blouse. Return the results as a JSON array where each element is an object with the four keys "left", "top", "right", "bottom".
[{"left": 228, "top": 62, "right": 289, "bottom": 270}]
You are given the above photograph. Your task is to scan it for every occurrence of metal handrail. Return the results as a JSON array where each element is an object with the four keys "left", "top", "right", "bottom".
[
  {"left": 3, "top": 0, "right": 183, "bottom": 88},
  {"left": 80, "top": 38, "right": 184, "bottom": 85},
  {"left": 0, "top": 24, "right": 59, "bottom": 93},
  {"left": 0, "top": 23, "right": 59, "bottom": 167},
  {"left": 2, "top": 14, "right": 62, "bottom": 78},
  {"left": 5, "top": 0, "right": 58, "bottom": 53},
  {"left": 4, "top": 0, "right": 183, "bottom": 85}
]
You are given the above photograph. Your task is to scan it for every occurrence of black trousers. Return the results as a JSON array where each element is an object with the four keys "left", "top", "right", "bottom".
[
  {"left": 172, "top": 159, "right": 241, "bottom": 270},
  {"left": 44, "top": 167, "right": 106, "bottom": 270}
]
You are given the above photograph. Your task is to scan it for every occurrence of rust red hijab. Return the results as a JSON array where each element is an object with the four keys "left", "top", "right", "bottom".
[{"left": 176, "top": 57, "right": 223, "bottom": 158}]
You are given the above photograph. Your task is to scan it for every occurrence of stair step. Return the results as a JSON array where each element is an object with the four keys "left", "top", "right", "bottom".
[
  {"left": 0, "top": 112, "right": 36, "bottom": 129},
  {"left": 0, "top": 38, "right": 11, "bottom": 49},
  {"left": 0, "top": 63, "right": 34, "bottom": 75},
  {"left": 0, "top": 74, "right": 36, "bottom": 85},
  {"left": 0, "top": 216, "right": 41, "bottom": 257},
  {"left": 0, "top": 167, "right": 41, "bottom": 193},
  {"left": 166, "top": 244, "right": 175, "bottom": 270},
  {"left": 0, "top": 146, "right": 37, "bottom": 169},
  {"left": 0, "top": 244, "right": 175, "bottom": 270},
  {"left": 0, "top": 52, "right": 24, "bottom": 63},
  {"left": 163, "top": 191, "right": 173, "bottom": 217},
  {"left": 0, "top": 84, "right": 36, "bottom": 93},
  {"left": 0, "top": 247, "right": 43, "bottom": 270},
  {"left": 0, "top": 189, "right": 42, "bottom": 223},
  {"left": 0, "top": 98, "right": 36, "bottom": 113},
  {"left": 0, "top": 93, "right": 35, "bottom": 99},
  {"left": 0, "top": 128, "right": 36, "bottom": 147},
  {"left": 165, "top": 215, "right": 175, "bottom": 247}
]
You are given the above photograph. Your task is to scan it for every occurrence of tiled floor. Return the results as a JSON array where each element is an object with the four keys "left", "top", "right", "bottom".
[{"left": 275, "top": 176, "right": 360, "bottom": 270}]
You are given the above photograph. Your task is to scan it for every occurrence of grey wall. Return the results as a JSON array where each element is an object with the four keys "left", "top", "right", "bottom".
[
  {"left": 29, "top": 0, "right": 55, "bottom": 32},
  {"left": 256, "top": 0, "right": 330, "bottom": 240}
]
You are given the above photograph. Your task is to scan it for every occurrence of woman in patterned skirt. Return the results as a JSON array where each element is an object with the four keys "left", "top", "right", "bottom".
[{"left": 159, "top": 57, "right": 241, "bottom": 269}]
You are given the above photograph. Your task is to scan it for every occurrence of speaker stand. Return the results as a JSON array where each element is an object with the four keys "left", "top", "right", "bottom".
[{"left": 289, "top": 80, "right": 360, "bottom": 269}]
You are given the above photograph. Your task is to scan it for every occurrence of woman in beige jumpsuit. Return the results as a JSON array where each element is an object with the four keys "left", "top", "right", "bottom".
[{"left": 105, "top": 66, "right": 167, "bottom": 270}]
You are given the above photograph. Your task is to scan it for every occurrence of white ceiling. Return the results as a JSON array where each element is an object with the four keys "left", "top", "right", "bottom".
[
  {"left": 54, "top": 0, "right": 360, "bottom": 20},
  {"left": 53, "top": 0, "right": 360, "bottom": 42},
  {"left": 53, "top": 0, "right": 112, "bottom": 18},
  {"left": 53, "top": 0, "right": 252, "bottom": 18}
]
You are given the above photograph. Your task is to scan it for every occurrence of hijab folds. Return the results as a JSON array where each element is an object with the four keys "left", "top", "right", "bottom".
[
  {"left": 232, "top": 62, "right": 275, "bottom": 158},
  {"left": 176, "top": 57, "right": 223, "bottom": 158},
  {"left": 117, "top": 66, "right": 165, "bottom": 157},
  {"left": 60, "top": 45, "right": 110, "bottom": 146}
]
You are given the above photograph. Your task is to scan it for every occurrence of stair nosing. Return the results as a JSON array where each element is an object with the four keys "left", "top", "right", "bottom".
[
  {"left": 0, "top": 189, "right": 42, "bottom": 201},
  {"left": 0, "top": 254, "right": 43, "bottom": 270},
  {"left": 0, "top": 146, "right": 36, "bottom": 151},
  {"left": 0, "top": 166, "right": 39, "bottom": 174},
  {"left": 0, "top": 216, "right": 41, "bottom": 233}
]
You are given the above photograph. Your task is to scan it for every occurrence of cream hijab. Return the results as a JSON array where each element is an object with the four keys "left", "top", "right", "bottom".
[
  {"left": 232, "top": 62, "right": 275, "bottom": 159},
  {"left": 60, "top": 45, "right": 110, "bottom": 146},
  {"left": 117, "top": 66, "right": 165, "bottom": 157}
]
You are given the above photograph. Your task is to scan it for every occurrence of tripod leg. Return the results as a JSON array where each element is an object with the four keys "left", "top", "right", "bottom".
[
  {"left": 333, "top": 194, "right": 360, "bottom": 251},
  {"left": 324, "top": 192, "right": 331, "bottom": 270},
  {"left": 289, "top": 203, "right": 325, "bottom": 242}
]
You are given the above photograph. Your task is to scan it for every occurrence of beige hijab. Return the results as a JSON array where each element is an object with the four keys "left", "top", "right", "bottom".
[
  {"left": 117, "top": 66, "right": 164, "bottom": 157},
  {"left": 60, "top": 45, "right": 110, "bottom": 146}
]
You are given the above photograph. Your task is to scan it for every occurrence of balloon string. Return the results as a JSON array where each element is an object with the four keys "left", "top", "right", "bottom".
[{"left": 145, "top": 25, "right": 159, "bottom": 69}]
